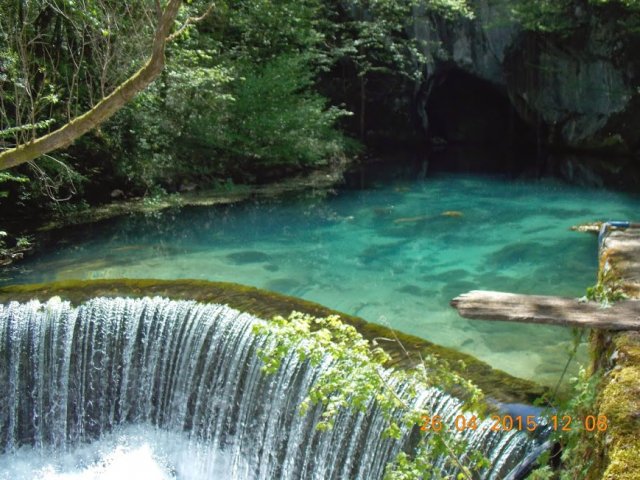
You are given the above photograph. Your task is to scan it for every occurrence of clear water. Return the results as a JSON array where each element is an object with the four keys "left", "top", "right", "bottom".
[{"left": 4, "top": 173, "right": 638, "bottom": 385}]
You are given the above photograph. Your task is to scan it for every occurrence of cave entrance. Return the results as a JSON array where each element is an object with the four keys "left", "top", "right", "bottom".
[{"left": 425, "top": 68, "right": 536, "bottom": 173}]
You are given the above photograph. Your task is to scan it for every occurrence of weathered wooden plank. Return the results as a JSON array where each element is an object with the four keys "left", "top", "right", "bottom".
[
  {"left": 570, "top": 222, "right": 602, "bottom": 234},
  {"left": 450, "top": 290, "right": 640, "bottom": 330}
]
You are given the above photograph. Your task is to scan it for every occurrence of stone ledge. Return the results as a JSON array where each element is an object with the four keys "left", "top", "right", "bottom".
[
  {"left": 0, "top": 278, "right": 547, "bottom": 405},
  {"left": 594, "top": 227, "right": 640, "bottom": 479}
]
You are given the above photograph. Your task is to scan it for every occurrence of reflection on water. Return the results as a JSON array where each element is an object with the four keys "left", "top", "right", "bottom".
[{"left": 5, "top": 173, "right": 639, "bottom": 385}]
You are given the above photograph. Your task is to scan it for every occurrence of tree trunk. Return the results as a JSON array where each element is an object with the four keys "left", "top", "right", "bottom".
[
  {"left": 0, "top": 0, "right": 183, "bottom": 171},
  {"left": 359, "top": 76, "right": 366, "bottom": 141}
]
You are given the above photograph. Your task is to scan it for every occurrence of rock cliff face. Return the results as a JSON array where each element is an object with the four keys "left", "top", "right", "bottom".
[{"left": 410, "top": 0, "right": 640, "bottom": 176}]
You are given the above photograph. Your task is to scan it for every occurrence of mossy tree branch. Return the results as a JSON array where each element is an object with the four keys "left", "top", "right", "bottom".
[{"left": 0, "top": 0, "right": 185, "bottom": 171}]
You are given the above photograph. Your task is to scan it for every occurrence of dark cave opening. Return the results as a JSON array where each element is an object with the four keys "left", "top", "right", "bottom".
[{"left": 424, "top": 68, "right": 538, "bottom": 174}]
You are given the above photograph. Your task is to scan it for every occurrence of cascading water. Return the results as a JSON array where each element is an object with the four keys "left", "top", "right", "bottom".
[{"left": 0, "top": 297, "right": 542, "bottom": 479}]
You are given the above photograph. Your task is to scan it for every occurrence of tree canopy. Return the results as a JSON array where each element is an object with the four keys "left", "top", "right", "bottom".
[
  {"left": 0, "top": 0, "right": 637, "bottom": 214},
  {"left": 0, "top": 0, "right": 186, "bottom": 170}
]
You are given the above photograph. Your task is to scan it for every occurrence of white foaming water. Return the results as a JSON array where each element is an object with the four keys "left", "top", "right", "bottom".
[{"left": 0, "top": 424, "right": 246, "bottom": 480}]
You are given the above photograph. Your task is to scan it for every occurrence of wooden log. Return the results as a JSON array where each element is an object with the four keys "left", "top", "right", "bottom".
[
  {"left": 450, "top": 290, "right": 640, "bottom": 330},
  {"left": 570, "top": 222, "right": 602, "bottom": 234}
]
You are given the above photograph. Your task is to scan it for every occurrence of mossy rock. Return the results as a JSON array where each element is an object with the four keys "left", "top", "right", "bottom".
[
  {"left": 590, "top": 227, "right": 640, "bottom": 479},
  {"left": 598, "top": 332, "right": 640, "bottom": 480},
  {"left": 0, "top": 278, "right": 547, "bottom": 404}
]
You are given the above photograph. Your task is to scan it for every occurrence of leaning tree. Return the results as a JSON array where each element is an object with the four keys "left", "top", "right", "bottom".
[{"left": 0, "top": 0, "right": 212, "bottom": 171}]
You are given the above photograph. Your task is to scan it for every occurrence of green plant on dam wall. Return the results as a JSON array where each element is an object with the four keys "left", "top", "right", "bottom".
[
  {"left": 527, "top": 271, "right": 639, "bottom": 480},
  {"left": 254, "top": 311, "right": 489, "bottom": 480},
  {"left": 527, "top": 366, "right": 604, "bottom": 480}
]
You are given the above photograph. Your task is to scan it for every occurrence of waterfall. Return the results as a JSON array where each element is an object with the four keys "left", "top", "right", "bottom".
[{"left": 0, "top": 297, "right": 542, "bottom": 479}]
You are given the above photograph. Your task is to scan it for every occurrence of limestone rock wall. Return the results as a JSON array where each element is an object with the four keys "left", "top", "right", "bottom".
[{"left": 410, "top": 0, "right": 640, "bottom": 156}]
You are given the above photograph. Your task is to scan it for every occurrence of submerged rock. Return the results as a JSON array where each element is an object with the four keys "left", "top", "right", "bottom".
[
  {"left": 441, "top": 210, "right": 463, "bottom": 217},
  {"left": 485, "top": 241, "right": 546, "bottom": 268},
  {"left": 393, "top": 215, "right": 430, "bottom": 224},
  {"left": 264, "top": 278, "right": 303, "bottom": 293},
  {"left": 395, "top": 284, "right": 425, "bottom": 297},
  {"left": 225, "top": 250, "right": 271, "bottom": 264}
]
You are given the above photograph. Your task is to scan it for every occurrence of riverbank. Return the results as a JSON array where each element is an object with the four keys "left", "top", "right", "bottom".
[
  {"left": 0, "top": 158, "right": 352, "bottom": 267},
  {"left": 40, "top": 160, "right": 351, "bottom": 231}
]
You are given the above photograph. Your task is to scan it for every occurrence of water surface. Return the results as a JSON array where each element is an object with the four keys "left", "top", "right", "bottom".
[{"left": 4, "top": 173, "right": 638, "bottom": 385}]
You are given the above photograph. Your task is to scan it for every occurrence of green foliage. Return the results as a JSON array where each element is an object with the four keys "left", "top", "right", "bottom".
[
  {"left": 113, "top": 51, "right": 355, "bottom": 190},
  {"left": 222, "top": 0, "right": 324, "bottom": 62},
  {"left": 586, "top": 271, "right": 628, "bottom": 305},
  {"left": 0, "top": 230, "right": 32, "bottom": 264},
  {"left": 253, "top": 312, "right": 401, "bottom": 431},
  {"left": 525, "top": 465, "right": 554, "bottom": 480},
  {"left": 385, "top": 438, "right": 490, "bottom": 480},
  {"left": 529, "top": 367, "right": 602, "bottom": 480},
  {"left": 557, "top": 368, "right": 602, "bottom": 479},
  {"left": 513, "top": 0, "right": 640, "bottom": 34},
  {"left": 428, "top": 0, "right": 475, "bottom": 19},
  {"left": 313, "top": 0, "right": 473, "bottom": 139},
  {"left": 0, "top": 0, "right": 157, "bottom": 208},
  {"left": 221, "top": 55, "right": 356, "bottom": 169},
  {"left": 0, "top": 119, "right": 56, "bottom": 139},
  {"left": 0, "top": 0, "right": 478, "bottom": 213},
  {"left": 105, "top": 38, "right": 235, "bottom": 189},
  {"left": 104, "top": 0, "right": 357, "bottom": 190},
  {"left": 339, "top": 0, "right": 473, "bottom": 70},
  {"left": 512, "top": 0, "right": 578, "bottom": 33},
  {"left": 529, "top": 313, "right": 606, "bottom": 479},
  {"left": 0, "top": 0, "right": 155, "bottom": 146},
  {"left": 589, "top": 0, "right": 640, "bottom": 9},
  {"left": 586, "top": 282, "right": 628, "bottom": 304},
  {"left": 253, "top": 311, "right": 487, "bottom": 479},
  {"left": 0, "top": 171, "right": 29, "bottom": 199},
  {"left": 16, "top": 236, "right": 32, "bottom": 249}
]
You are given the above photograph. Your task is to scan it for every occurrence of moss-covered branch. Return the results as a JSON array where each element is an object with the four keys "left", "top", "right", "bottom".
[{"left": 0, "top": 0, "right": 184, "bottom": 171}]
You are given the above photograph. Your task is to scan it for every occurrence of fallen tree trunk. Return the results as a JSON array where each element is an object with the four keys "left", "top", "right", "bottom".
[{"left": 451, "top": 290, "right": 640, "bottom": 330}]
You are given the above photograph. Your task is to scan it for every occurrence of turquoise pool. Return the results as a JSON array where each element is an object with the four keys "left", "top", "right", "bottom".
[{"left": 4, "top": 173, "right": 639, "bottom": 385}]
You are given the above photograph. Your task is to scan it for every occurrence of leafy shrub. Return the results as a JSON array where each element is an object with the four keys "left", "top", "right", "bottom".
[
  {"left": 111, "top": 52, "right": 356, "bottom": 190},
  {"left": 253, "top": 311, "right": 487, "bottom": 480},
  {"left": 221, "top": 54, "right": 357, "bottom": 170}
]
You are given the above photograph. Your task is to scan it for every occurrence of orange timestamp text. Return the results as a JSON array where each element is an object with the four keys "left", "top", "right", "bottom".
[{"left": 420, "top": 414, "right": 608, "bottom": 433}]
